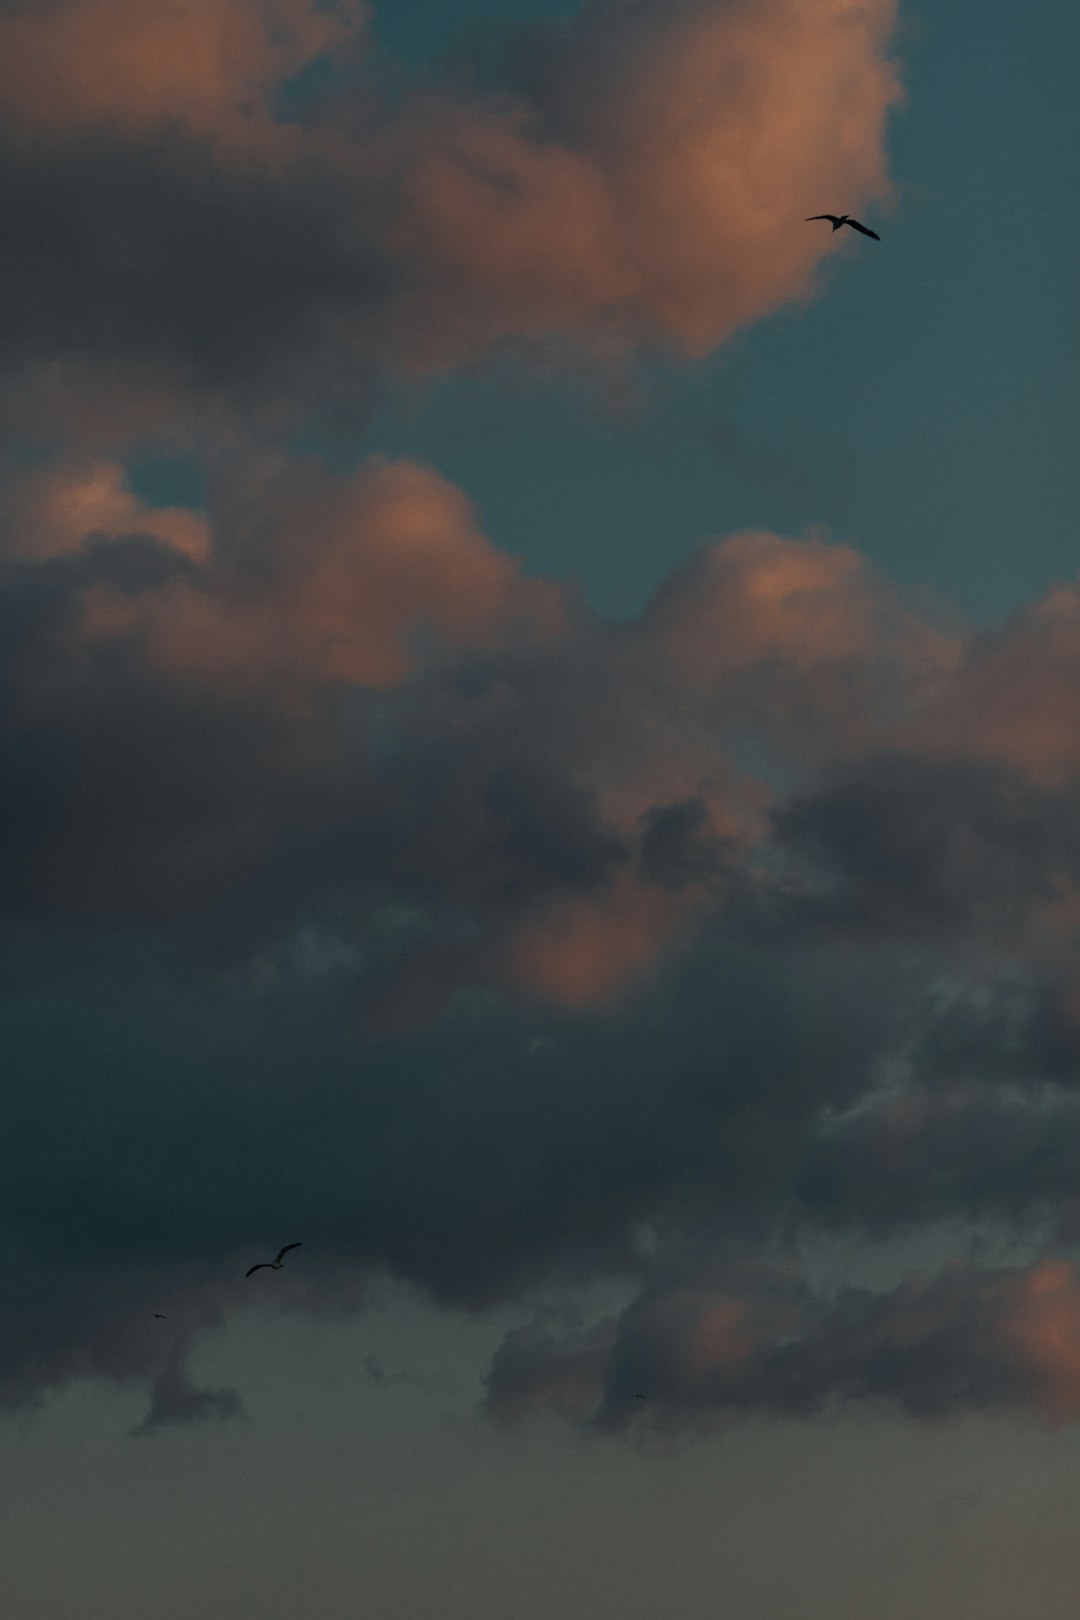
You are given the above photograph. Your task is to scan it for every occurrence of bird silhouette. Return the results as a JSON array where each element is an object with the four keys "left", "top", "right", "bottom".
[
  {"left": 154, "top": 1313, "right": 167, "bottom": 1320},
  {"left": 806, "top": 213, "right": 880, "bottom": 240},
  {"left": 245, "top": 1242, "right": 303, "bottom": 1278}
]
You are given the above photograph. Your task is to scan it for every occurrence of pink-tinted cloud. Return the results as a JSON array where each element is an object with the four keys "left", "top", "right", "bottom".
[
  {"left": 0, "top": 0, "right": 367, "bottom": 151},
  {"left": 0, "top": 0, "right": 902, "bottom": 424},
  {"left": 916, "top": 584, "right": 1080, "bottom": 786},
  {"left": 0, "top": 453, "right": 1036, "bottom": 1012},
  {"left": 636, "top": 1287, "right": 770, "bottom": 1383},
  {"left": 10, "top": 442, "right": 1080, "bottom": 1032},
  {"left": 381, "top": 0, "right": 902, "bottom": 364},
  {"left": 256, "top": 457, "right": 562, "bottom": 688},
  {"left": 46, "top": 455, "right": 560, "bottom": 695},
  {"left": 1001, "top": 1259, "right": 1080, "bottom": 1422},
  {"left": 639, "top": 528, "right": 959, "bottom": 772},
  {"left": 647, "top": 530, "right": 893, "bottom": 677},
  {"left": 1, "top": 457, "right": 209, "bottom": 562},
  {"left": 507, "top": 874, "right": 696, "bottom": 1008}
]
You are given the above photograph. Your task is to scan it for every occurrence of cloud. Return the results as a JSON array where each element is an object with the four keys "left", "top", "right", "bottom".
[
  {"left": 1002, "top": 1259, "right": 1080, "bottom": 1421},
  {"left": 134, "top": 1362, "right": 244, "bottom": 1436},
  {"left": 8, "top": 434, "right": 1080, "bottom": 1430},
  {"left": 0, "top": 1247, "right": 240, "bottom": 1431},
  {"left": 0, "top": 0, "right": 367, "bottom": 149},
  {"left": 0, "top": 456, "right": 210, "bottom": 562},
  {"left": 0, "top": 904, "right": 900, "bottom": 1423},
  {"left": 486, "top": 1317, "right": 617, "bottom": 1423},
  {"left": 916, "top": 582, "right": 1080, "bottom": 786},
  {"left": 0, "top": 453, "right": 569, "bottom": 927},
  {"left": 17, "top": 0, "right": 1080, "bottom": 1454},
  {"left": 0, "top": 0, "right": 901, "bottom": 426},
  {"left": 482, "top": 0, "right": 900, "bottom": 355},
  {"left": 487, "top": 1259, "right": 1080, "bottom": 1431},
  {"left": 3, "top": 478, "right": 956, "bottom": 1001},
  {"left": 503, "top": 874, "right": 694, "bottom": 1008},
  {"left": 772, "top": 752, "right": 1080, "bottom": 941}
]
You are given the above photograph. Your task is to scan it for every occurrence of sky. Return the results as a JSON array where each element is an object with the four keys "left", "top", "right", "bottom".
[{"left": 2, "top": 1, "right": 1080, "bottom": 1615}]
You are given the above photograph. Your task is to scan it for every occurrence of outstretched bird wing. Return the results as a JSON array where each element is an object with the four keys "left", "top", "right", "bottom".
[
  {"left": 845, "top": 218, "right": 880, "bottom": 239},
  {"left": 245, "top": 1262, "right": 272, "bottom": 1277},
  {"left": 275, "top": 1242, "right": 303, "bottom": 1265},
  {"left": 805, "top": 215, "right": 839, "bottom": 223}
]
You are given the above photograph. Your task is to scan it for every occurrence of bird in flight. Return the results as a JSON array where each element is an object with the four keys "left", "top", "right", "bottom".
[
  {"left": 245, "top": 1242, "right": 303, "bottom": 1278},
  {"left": 806, "top": 213, "right": 880, "bottom": 240},
  {"left": 154, "top": 1313, "right": 167, "bottom": 1320}
]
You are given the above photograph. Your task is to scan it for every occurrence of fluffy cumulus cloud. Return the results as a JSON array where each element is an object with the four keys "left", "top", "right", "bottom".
[
  {"left": 8, "top": 0, "right": 1080, "bottom": 1441},
  {"left": 0, "top": 0, "right": 900, "bottom": 428}
]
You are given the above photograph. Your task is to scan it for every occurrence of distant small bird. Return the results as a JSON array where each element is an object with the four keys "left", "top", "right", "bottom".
[
  {"left": 806, "top": 213, "right": 880, "bottom": 240},
  {"left": 634, "top": 1393, "right": 647, "bottom": 1400},
  {"left": 245, "top": 1242, "right": 302, "bottom": 1278},
  {"left": 154, "top": 1313, "right": 167, "bottom": 1320}
]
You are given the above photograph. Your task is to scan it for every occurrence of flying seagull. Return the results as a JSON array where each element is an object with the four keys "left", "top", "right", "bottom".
[
  {"left": 245, "top": 1242, "right": 303, "bottom": 1278},
  {"left": 806, "top": 213, "right": 880, "bottom": 240},
  {"left": 154, "top": 1313, "right": 167, "bottom": 1320}
]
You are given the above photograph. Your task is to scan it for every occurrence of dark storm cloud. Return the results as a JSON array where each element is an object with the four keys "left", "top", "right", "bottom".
[
  {"left": 0, "top": 918, "right": 897, "bottom": 1290},
  {"left": 25, "top": 954, "right": 1080, "bottom": 1443}
]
